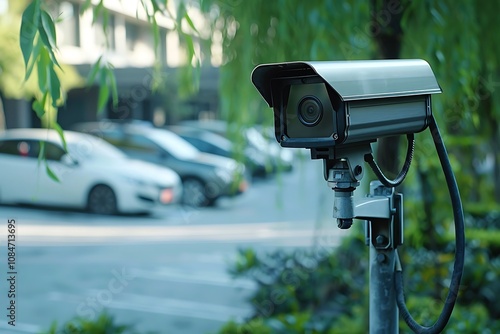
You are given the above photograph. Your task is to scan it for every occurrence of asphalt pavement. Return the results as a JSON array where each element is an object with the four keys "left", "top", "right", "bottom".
[{"left": 0, "top": 157, "right": 354, "bottom": 334}]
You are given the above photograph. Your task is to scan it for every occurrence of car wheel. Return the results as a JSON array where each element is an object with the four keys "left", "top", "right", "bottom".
[
  {"left": 182, "top": 178, "right": 210, "bottom": 207},
  {"left": 87, "top": 184, "right": 117, "bottom": 215}
]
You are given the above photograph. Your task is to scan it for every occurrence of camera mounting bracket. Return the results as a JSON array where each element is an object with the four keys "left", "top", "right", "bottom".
[
  {"left": 359, "top": 182, "right": 404, "bottom": 250},
  {"left": 317, "top": 143, "right": 373, "bottom": 229}
]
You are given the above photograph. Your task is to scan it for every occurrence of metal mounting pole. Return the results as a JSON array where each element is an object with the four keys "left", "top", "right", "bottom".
[
  {"left": 368, "top": 223, "right": 398, "bottom": 334},
  {"left": 323, "top": 148, "right": 404, "bottom": 333},
  {"left": 357, "top": 182, "right": 403, "bottom": 334}
]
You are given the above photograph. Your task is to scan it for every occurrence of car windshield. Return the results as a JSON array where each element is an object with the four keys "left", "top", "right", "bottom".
[
  {"left": 67, "top": 135, "right": 127, "bottom": 161},
  {"left": 147, "top": 129, "right": 199, "bottom": 160},
  {"left": 200, "top": 131, "right": 233, "bottom": 151},
  {"left": 246, "top": 127, "right": 269, "bottom": 149}
]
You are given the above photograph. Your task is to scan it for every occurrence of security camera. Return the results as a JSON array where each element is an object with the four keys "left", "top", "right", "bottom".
[
  {"left": 252, "top": 60, "right": 464, "bottom": 333},
  {"left": 251, "top": 59, "right": 442, "bottom": 149},
  {"left": 252, "top": 59, "right": 443, "bottom": 229}
]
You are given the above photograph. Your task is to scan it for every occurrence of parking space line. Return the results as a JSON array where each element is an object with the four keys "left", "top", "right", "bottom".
[
  {"left": 48, "top": 291, "right": 252, "bottom": 323},
  {"left": 130, "top": 267, "right": 257, "bottom": 290},
  {"left": 111, "top": 292, "right": 252, "bottom": 322},
  {"left": 0, "top": 322, "right": 41, "bottom": 333},
  {"left": 7, "top": 222, "right": 333, "bottom": 246}
]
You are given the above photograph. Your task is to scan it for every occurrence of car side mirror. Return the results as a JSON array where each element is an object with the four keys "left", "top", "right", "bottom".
[{"left": 61, "top": 154, "right": 79, "bottom": 166}]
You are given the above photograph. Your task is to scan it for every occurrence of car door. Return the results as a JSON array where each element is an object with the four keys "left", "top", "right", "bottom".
[
  {"left": 35, "top": 141, "right": 82, "bottom": 206},
  {"left": 0, "top": 139, "right": 41, "bottom": 203},
  {"left": 120, "top": 133, "right": 168, "bottom": 166}
]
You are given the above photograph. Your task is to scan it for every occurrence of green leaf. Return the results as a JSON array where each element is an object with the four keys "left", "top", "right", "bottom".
[
  {"left": 32, "top": 93, "right": 48, "bottom": 118},
  {"left": 38, "top": 141, "right": 62, "bottom": 183},
  {"left": 45, "top": 164, "right": 60, "bottom": 182},
  {"left": 20, "top": 0, "right": 41, "bottom": 69},
  {"left": 151, "top": 0, "right": 165, "bottom": 13},
  {"left": 80, "top": 0, "right": 93, "bottom": 15},
  {"left": 25, "top": 54, "right": 38, "bottom": 82},
  {"left": 25, "top": 37, "right": 43, "bottom": 81},
  {"left": 52, "top": 122, "right": 67, "bottom": 152},
  {"left": 38, "top": 10, "right": 61, "bottom": 69},
  {"left": 151, "top": 17, "right": 160, "bottom": 56},
  {"left": 40, "top": 10, "right": 57, "bottom": 49},
  {"left": 86, "top": 56, "right": 103, "bottom": 85},
  {"left": 97, "top": 70, "right": 110, "bottom": 113},
  {"left": 49, "top": 66, "right": 61, "bottom": 107},
  {"left": 35, "top": 45, "right": 61, "bottom": 108},
  {"left": 36, "top": 47, "right": 50, "bottom": 92},
  {"left": 175, "top": 2, "right": 186, "bottom": 28},
  {"left": 32, "top": 100, "right": 45, "bottom": 118},
  {"left": 92, "top": 0, "right": 105, "bottom": 25},
  {"left": 183, "top": 33, "right": 196, "bottom": 63},
  {"left": 183, "top": 11, "right": 199, "bottom": 34},
  {"left": 38, "top": 140, "right": 45, "bottom": 166},
  {"left": 138, "top": 1, "right": 147, "bottom": 20},
  {"left": 97, "top": 85, "right": 110, "bottom": 113},
  {"left": 106, "top": 68, "right": 118, "bottom": 107}
]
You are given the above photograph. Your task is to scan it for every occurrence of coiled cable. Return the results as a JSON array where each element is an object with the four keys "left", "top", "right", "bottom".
[{"left": 394, "top": 115, "right": 465, "bottom": 333}]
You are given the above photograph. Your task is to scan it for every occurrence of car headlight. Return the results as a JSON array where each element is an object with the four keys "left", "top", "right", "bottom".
[{"left": 159, "top": 188, "right": 175, "bottom": 204}]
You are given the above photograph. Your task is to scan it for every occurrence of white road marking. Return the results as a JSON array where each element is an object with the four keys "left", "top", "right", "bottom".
[
  {"left": 0, "top": 221, "right": 343, "bottom": 246},
  {"left": 48, "top": 291, "right": 252, "bottom": 322},
  {"left": 110, "top": 292, "right": 252, "bottom": 322},
  {"left": 0, "top": 322, "right": 41, "bottom": 333},
  {"left": 130, "top": 267, "right": 257, "bottom": 290}
]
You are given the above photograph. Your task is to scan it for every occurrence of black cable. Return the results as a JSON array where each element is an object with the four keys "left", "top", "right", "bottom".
[
  {"left": 365, "top": 133, "right": 415, "bottom": 187},
  {"left": 395, "top": 115, "right": 465, "bottom": 333}
]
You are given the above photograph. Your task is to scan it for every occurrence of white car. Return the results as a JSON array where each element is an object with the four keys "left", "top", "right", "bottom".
[{"left": 0, "top": 128, "right": 182, "bottom": 215}]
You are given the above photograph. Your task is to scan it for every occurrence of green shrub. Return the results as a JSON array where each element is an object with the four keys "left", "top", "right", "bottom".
[
  {"left": 41, "top": 312, "right": 147, "bottom": 334},
  {"left": 217, "top": 318, "right": 273, "bottom": 334},
  {"left": 223, "top": 234, "right": 369, "bottom": 333},
  {"left": 221, "top": 223, "right": 500, "bottom": 333},
  {"left": 399, "top": 298, "right": 500, "bottom": 334}
]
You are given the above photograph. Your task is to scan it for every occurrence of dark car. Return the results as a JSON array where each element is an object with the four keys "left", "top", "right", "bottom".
[
  {"left": 168, "top": 125, "right": 268, "bottom": 178},
  {"left": 179, "top": 120, "right": 294, "bottom": 173},
  {"left": 72, "top": 121, "right": 248, "bottom": 207}
]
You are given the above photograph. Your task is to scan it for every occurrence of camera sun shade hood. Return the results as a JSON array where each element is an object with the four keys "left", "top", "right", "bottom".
[{"left": 251, "top": 59, "right": 442, "bottom": 106}]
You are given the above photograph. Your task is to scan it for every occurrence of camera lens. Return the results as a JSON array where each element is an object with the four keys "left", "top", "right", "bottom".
[{"left": 298, "top": 96, "right": 323, "bottom": 127}]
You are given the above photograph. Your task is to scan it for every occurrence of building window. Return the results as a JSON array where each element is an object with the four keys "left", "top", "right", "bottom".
[
  {"left": 125, "top": 21, "right": 139, "bottom": 51},
  {"left": 95, "top": 14, "right": 116, "bottom": 49},
  {"left": 0, "top": 0, "right": 8, "bottom": 16},
  {"left": 58, "top": 2, "right": 80, "bottom": 47}
]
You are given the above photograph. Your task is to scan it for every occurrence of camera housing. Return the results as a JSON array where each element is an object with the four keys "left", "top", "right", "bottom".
[{"left": 251, "top": 59, "right": 442, "bottom": 149}]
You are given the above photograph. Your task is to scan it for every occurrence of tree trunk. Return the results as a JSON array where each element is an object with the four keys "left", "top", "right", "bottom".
[
  {"left": 370, "top": 0, "right": 404, "bottom": 175},
  {"left": 0, "top": 96, "right": 5, "bottom": 131},
  {"left": 492, "top": 118, "right": 500, "bottom": 202}
]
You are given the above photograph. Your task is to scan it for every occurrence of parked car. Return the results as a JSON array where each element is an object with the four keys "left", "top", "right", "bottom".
[
  {"left": 179, "top": 120, "right": 294, "bottom": 173},
  {"left": 0, "top": 129, "right": 182, "bottom": 215},
  {"left": 168, "top": 125, "right": 268, "bottom": 178},
  {"left": 72, "top": 121, "right": 248, "bottom": 207}
]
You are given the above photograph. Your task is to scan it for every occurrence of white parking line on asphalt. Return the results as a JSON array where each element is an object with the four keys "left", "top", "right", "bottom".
[
  {"left": 110, "top": 292, "right": 253, "bottom": 322},
  {"left": 49, "top": 291, "right": 252, "bottom": 323},
  {"left": 4, "top": 221, "right": 340, "bottom": 246},
  {"left": 0, "top": 322, "right": 41, "bottom": 333},
  {"left": 130, "top": 267, "right": 257, "bottom": 290}
]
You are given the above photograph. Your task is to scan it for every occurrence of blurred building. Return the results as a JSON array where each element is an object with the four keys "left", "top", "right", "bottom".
[{"left": 4, "top": 0, "right": 220, "bottom": 129}]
